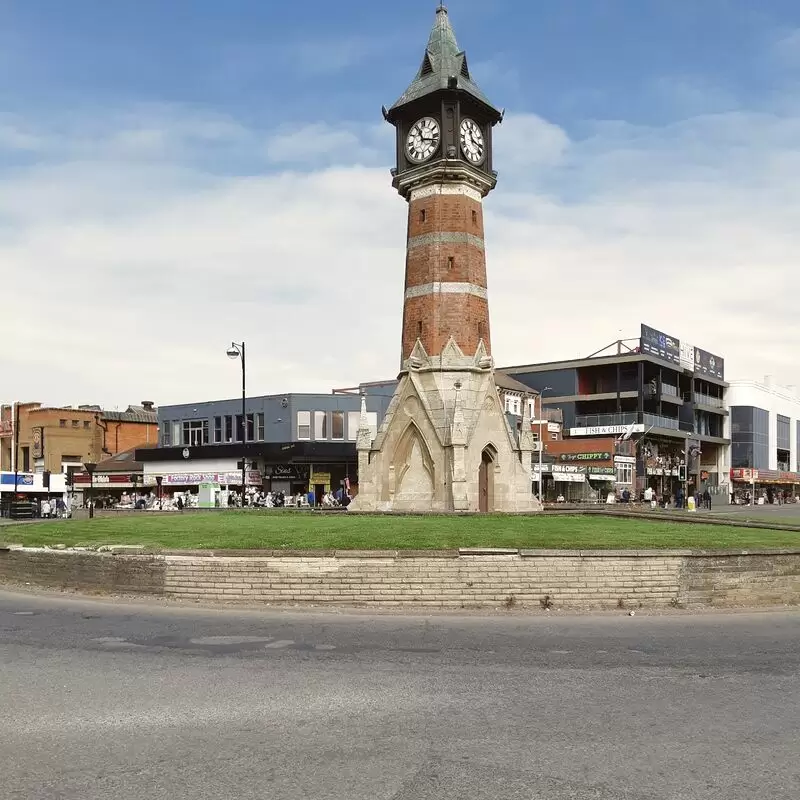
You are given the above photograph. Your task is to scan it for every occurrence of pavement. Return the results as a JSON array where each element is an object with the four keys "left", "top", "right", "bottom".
[{"left": 1, "top": 589, "right": 798, "bottom": 800}]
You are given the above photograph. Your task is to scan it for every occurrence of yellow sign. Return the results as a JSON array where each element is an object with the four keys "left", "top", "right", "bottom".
[{"left": 310, "top": 470, "right": 331, "bottom": 491}]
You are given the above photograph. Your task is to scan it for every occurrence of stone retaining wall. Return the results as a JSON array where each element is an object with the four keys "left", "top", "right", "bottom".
[{"left": 1, "top": 547, "right": 798, "bottom": 610}]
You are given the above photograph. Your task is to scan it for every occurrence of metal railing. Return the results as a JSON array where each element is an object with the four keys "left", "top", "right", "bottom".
[{"left": 694, "top": 392, "right": 724, "bottom": 408}]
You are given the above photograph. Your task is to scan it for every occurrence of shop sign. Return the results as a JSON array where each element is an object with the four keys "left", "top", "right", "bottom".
[
  {"left": 614, "top": 455, "right": 636, "bottom": 465},
  {"left": 73, "top": 473, "right": 134, "bottom": 484},
  {"left": 160, "top": 471, "right": 262, "bottom": 486},
  {"left": 569, "top": 425, "right": 645, "bottom": 437},
  {"left": 552, "top": 464, "right": 585, "bottom": 473},
  {"left": 311, "top": 470, "right": 331, "bottom": 483},
  {"left": 267, "top": 464, "right": 308, "bottom": 481},
  {"left": 641, "top": 323, "right": 680, "bottom": 366},
  {"left": 587, "top": 467, "right": 615, "bottom": 476},
  {"left": 679, "top": 341, "right": 695, "bottom": 371},
  {"left": 0, "top": 473, "right": 34, "bottom": 485},
  {"left": 694, "top": 347, "right": 725, "bottom": 381},
  {"left": 31, "top": 427, "right": 44, "bottom": 460},
  {"left": 559, "top": 452, "right": 611, "bottom": 462},
  {"left": 531, "top": 464, "right": 552, "bottom": 474},
  {"left": 730, "top": 468, "right": 757, "bottom": 481}
]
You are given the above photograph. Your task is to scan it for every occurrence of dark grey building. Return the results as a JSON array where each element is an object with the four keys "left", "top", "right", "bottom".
[
  {"left": 496, "top": 328, "right": 729, "bottom": 494},
  {"left": 136, "top": 391, "right": 390, "bottom": 497}
]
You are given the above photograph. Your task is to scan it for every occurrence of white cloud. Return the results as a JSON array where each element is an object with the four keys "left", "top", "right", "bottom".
[
  {"left": 772, "top": 28, "right": 800, "bottom": 67},
  {"left": 2, "top": 101, "right": 800, "bottom": 409}
]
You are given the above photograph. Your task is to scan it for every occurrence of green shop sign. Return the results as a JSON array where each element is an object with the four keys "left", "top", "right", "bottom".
[{"left": 559, "top": 452, "right": 611, "bottom": 462}]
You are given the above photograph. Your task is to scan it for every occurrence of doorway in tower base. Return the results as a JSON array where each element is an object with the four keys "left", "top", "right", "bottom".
[{"left": 479, "top": 445, "right": 497, "bottom": 512}]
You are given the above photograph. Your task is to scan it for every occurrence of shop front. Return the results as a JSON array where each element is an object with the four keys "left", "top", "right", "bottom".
[
  {"left": 72, "top": 472, "right": 145, "bottom": 508},
  {"left": 729, "top": 468, "right": 800, "bottom": 504},
  {"left": 533, "top": 464, "right": 614, "bottom": 503},
  {"left": 0, "top": 471, "right": 69, "bottom": 518}
]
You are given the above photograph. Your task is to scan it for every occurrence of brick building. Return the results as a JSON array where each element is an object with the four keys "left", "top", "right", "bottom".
[{"left": 0, "top": 401, "right": 158, "bottom": 482}]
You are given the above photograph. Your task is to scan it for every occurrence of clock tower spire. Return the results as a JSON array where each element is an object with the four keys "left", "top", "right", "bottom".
[
  {"left": 350, "top": 7, "right": 539, "bottom": 515},
  {"left": 383, "top": 4, "right": 503, "bottom": 368}
]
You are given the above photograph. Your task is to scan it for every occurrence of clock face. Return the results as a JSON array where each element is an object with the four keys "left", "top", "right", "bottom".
[
  {"left": 406, "top": 117, "right": 440, "bottom": 163},
  {"left": 460, "top": 118, "right": 485, "bottom": 164}
]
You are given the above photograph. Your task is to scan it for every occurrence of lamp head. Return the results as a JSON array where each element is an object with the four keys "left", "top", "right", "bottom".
[{"left": 226, "top": 345, "right": 240, "bottom": 360}]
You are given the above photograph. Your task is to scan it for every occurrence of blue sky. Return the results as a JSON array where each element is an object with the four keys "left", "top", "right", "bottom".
[
  {"left": 3, "top": 0, "right": 799, "bottom": 130},
  {"left": 2, "top": 1, "right": 800, "bottom": 406}
]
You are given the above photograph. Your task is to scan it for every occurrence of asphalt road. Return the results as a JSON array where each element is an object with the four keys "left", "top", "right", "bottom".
[{"left": 1, "top": 591, "right": 798, "bottom": 800}]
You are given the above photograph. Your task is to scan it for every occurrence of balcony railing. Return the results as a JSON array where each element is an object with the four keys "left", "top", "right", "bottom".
[
  {"left": 694, "top": 393, "right": 724, "bottom": 408},
  {"left": 661, "top": 384, "right": 680, "bottom": 397},
  {"left": 574, "top": 412, "right": 694, "bottom": 433}
]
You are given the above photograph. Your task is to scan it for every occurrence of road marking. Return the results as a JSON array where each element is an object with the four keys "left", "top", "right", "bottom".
[
  {"left": 314, "top": 644, "right": 336, "bottom": 651},
  {"left": 189, "top": 636, "right": 273, "bottom": 646},
  {"left": 263, "top": 640, "right": 295, "bottom": 649},
  {"left": 13, "top": 611, "right": 35, "bottom": 616}
]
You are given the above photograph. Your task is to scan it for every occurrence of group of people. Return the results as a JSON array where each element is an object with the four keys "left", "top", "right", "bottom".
[{"left": 614, "top": 486, "right": 713, "bottom": 510}]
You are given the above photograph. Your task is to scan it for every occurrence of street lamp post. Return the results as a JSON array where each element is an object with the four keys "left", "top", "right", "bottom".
[
  {"left": 226, "top": 341, "right": 247, "bottom": 502},
  {"left": 84, "top": 462, "right": 97, "bottom": 519},
  {"left": 155, "top": 475, "right": 163, "bottom": 510},
  {"left": 537, "top": 387, "right": 553, "bottom": 503}
]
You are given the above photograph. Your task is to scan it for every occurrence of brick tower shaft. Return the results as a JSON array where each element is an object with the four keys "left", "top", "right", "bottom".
[{"left": 401, "top": 185, "right": 490, "bottom": 364}]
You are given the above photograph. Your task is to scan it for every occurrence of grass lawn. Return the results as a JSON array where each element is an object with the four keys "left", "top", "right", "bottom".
[{"left": 4, "top": 511, "right": 800, "bottom": 551}]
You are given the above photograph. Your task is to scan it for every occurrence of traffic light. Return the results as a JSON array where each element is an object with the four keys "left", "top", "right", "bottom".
[{"left": 678, "top": 465, "right": 687, "bottom": 482}]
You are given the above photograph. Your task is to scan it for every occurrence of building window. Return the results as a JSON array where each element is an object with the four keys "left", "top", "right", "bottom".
[
  {"left": 777, "top": 414, "right": 791, "bottom": 450},
  {"left": 213, "top": 416, "right": 222, "bottom": 444},
  {"left": 616, "top": 462, "right": 633, "bottom": 485},
  {"left": 21, "top": 446, "right": 30, "bottom": 472},
  {"left": 72, "top": 420, "right": 79, "bottom": 428},
  {"left": 83, "top": 420, "right": 90, "bottom": 429},
  {"left": 346, "top": 411, "right": 378, "bottom": 441},
  {"left": 224, "top": 415, "right": 233, "bottom": 443},
  {"left": 504, "top": 395, "right": 521, "bottom": 416},
  {"left": 297, "top": 411, "right": 311, "bottom": 440},
  {"left": 731, "top": 406, "right": 769, "bottom": 470},
  {"left": 162, "top": 422, "right": 171, "bottom": 447},
  {"left": 447, "top": 256, "right": 454, "bottom": 270},
  {"left": 472, "top": 210, "right": 477, "bottom": 225},
  {"left": 246, "top": 413, "right": 255, "bottom": 442},
  {"left": 182, "top": 419, "right": 208, "bottom": 447},
  {"left": 417, "top": 321, "right": 423, "bottom": 339},
  {"left": 235, "top": 414, "right": 244, "bottom": 442},
  {"left": 256, "top": 413, "right": 265, "bottom": 441},
  {"left": 172, "top": 421, "right": 181, "bottom": 447},
  {"left": 420, "top": 209, "right": 426, "bottom": 223},
  {"left": 331, "top": 410, "right": 344, "bottom": 440},
  {"left": 528, "top": 399, "right": 536, "bottom": 419},
  {"left": 347, "top": 411, "right": 359, "bottom": 441},
  {"left": 59, "top": 419, "right": 66, "bottom": 428},
  {"left": 314, "top": 411, "right": 327, "bottom": 440}
]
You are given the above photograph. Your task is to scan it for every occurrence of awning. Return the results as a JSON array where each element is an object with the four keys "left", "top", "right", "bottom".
[{"left": 552, "top": 473, "right": 586, "bottom": 483}]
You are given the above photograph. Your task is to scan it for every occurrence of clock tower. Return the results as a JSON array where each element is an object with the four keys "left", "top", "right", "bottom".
[{"left": 350, "top": 5, "right": 540, "bottom": 514}]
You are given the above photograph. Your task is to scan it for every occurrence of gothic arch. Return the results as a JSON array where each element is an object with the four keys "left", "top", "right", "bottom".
[{"left": 393, "top": 420, "right": 435, "bottom": 489}]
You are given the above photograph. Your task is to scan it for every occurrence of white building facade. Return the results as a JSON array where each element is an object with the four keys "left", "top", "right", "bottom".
[{"left": 725, "top": 378, "right": 800, "bottom": 498}]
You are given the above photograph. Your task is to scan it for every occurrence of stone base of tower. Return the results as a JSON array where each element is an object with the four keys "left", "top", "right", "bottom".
[{"left": 349, "top": 339, "right": 541, "bottom": 514}]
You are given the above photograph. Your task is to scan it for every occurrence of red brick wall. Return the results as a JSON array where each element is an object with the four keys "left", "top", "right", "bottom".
[
  {"left": 402, "top": 192, "right": 491, "bottom": 360},
  {"left": 103, "top": 421, "right": 158, "bottom": 455}
]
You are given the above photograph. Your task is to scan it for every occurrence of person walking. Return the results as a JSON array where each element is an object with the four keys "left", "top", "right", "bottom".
[{"left": 702, "top": 488, "right": 711, "bottom": 510}]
